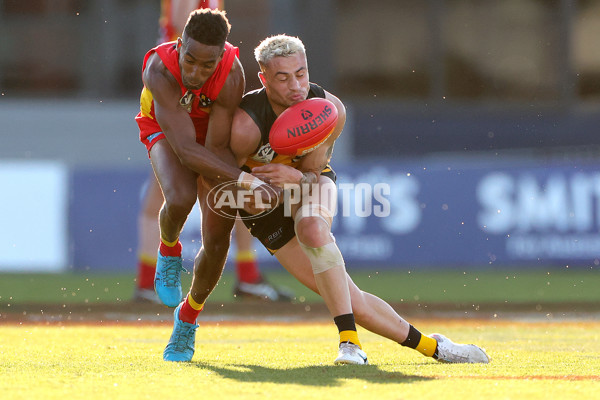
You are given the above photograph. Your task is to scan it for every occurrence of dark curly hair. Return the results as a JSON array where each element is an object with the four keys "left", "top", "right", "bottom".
[{"left": 183, "top": 8, "right": 231, "bottom": 47}]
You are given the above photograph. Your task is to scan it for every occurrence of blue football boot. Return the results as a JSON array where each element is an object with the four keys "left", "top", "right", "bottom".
[
  {"left": 154, "top": 251, "right": 185, "bottom": 307},
  {"left": 163, "top": 303, "right": 199, "bottom": 362}
]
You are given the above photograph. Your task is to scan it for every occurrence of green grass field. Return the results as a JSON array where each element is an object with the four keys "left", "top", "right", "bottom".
[
  {"left": 1, "top": 267, "right": 599, "bottom": 305},
  {"left": 1, "top": 321, "right": 598, "bottom": 400},
  {"left": 1, "top": 268, "right": 599, "bottom": 399}
]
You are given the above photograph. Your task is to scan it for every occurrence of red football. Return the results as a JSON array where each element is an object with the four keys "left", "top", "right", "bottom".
[{"left": 269, "top": 97, "right": 338, "bottom": 156}]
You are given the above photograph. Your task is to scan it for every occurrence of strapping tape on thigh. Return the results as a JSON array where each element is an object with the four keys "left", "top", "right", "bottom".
[{"left": 294, "top": 203, "right": 334, "bottom": 229}]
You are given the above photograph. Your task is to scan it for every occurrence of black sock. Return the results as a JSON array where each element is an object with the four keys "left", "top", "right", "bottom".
[
  {"left": 400, "top": 325, "right": 421, "bottom": 349},
  {"left": 333, "top": 313, "right": 357, "bottom": 332},
  {"left": 333, "top": 313, "right": 361, "bottom": 347}
]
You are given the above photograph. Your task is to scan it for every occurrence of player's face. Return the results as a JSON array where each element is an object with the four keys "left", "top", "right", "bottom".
[
  {"left": 261, "top": 52, "right": 310, "bottom": 112},
  {"left": 178, "top": 37, "right": 223, "bottom": 91}
]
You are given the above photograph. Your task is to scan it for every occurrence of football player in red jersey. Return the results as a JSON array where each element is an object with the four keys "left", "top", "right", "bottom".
[
  {"left": 133, "top": 0, "right": 293, "bottom": 304},
  {"left": 135, "top": 9, "right": 283, "bottom": 361}
]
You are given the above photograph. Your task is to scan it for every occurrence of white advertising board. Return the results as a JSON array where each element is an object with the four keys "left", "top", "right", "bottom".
[{"left": 0, "top": 161, "right": 68, "bottom": 272}]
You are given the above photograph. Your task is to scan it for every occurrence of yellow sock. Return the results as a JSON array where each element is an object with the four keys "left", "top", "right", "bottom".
[
  {"left": 161, "top": 236, "right": 179, "bottom": 247},
  {"left": 400, "top": 324, "right": 438, "bottom": 358},
  {"left": 340, "top": 330, "right": 362, "bottom": 349},
  {"left": 236, "top": 250, "right": 256, "bottom": 262},
  {"left": 138, "top": 253, "right": 157, "bottom": 267},
  {"left": 416, "top": 335, "right": 437, "bottom": 357},
  {"left": 187, "top": 294, "right": 205, "bottom": 311}
]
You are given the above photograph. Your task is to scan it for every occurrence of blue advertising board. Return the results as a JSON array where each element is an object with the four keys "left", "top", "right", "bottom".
[
  {"left": 70, "top": 168, "right": 148, "bottom": 271},
  {"left": 69, "top": 158, "right": 600, "bottom": 272},
  {"left": 331, "top": 158, "right": 600, "bottom": 268}
]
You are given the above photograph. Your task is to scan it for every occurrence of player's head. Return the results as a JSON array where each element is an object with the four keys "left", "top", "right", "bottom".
[
  {"left": 177, "top": 8, "right": 231, "bottom": 90},
  {"left": 183, "top": 8, "right": 230, "bottom": 47},
  {"left": 254, "top": 35, "right": 309, "bottom": 111},
  {"left": 255, "top": 34, "right": 306, "bottom": 68}
]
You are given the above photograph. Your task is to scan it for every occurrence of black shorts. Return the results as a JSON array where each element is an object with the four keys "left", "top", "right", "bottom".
[{"left": 239, "top": 166, "right": 336, "bottom": 254}]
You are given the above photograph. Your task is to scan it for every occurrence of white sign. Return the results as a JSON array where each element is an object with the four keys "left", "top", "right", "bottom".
[
  {"left": 0, "top": 161, "right": 68, "bottom": 272},
  {"left": 477, "top": 171, "right": 600, "bottom": 260}
]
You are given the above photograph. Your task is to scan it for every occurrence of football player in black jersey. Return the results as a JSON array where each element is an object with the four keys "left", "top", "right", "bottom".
[{"left": 230, "top": 34, "right": 490, "bottom": 365}]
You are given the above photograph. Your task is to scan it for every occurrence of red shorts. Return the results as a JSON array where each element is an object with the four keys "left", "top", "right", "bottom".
[{"left": 136, "top": 112, "right": 209, "bottom": 155}]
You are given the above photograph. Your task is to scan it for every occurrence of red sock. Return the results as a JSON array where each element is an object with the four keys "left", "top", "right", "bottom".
[
  {"left": 136, "top": 255, "right": 156, "bottom": 289},
  {"left": 178, "top": 295, "right": 204, "bottom": 324},
  {"left": 236, "top": 250, "right": 260, "bottom": 283},
  {"left": 159, "top": 241, "right": 182, "bottom": 257}
]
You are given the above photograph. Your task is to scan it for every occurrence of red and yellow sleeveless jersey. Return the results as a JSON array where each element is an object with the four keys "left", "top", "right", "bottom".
[{"left": 135, "top": 40, "right": 239, "bottom": 150}]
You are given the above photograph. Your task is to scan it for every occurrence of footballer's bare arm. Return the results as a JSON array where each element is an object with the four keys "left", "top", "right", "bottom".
[{"left": 143, "top": 52, "right": 244, "bottom": 182}]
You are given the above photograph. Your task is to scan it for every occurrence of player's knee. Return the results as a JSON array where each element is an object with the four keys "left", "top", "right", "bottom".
[
  {"left": 295, "top": 217, "right": 330, "bottom": 248},
  {"left": 163, "top": 200, "right": 194, "bottom": 221},
  {"left": 294, "top": 204, "right": 334, "bottom": 247},
  {"left": 162, "top": 189, "right": 195, "bottom": 219}
]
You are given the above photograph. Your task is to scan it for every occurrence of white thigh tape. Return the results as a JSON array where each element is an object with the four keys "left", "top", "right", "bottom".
[
  {"left": 298, "top": 241, "right": 345, "bottom": 274},
  {"left": 294, "top": 203, "right": 334, "bottom": 231}
]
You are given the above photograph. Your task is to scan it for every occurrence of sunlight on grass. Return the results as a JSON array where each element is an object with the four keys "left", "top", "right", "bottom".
[{"left": 1, "top": 321, "right": 599, "bottom": 400}]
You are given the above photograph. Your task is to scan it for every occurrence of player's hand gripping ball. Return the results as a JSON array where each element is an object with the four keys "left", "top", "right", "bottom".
[{"left": 269, "top": 98, "right": 338, "bottom": 156}]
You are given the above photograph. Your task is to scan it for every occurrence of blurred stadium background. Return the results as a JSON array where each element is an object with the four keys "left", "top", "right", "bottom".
[{"left": 2, "top": 0, "right": 600, "bottom": 276}]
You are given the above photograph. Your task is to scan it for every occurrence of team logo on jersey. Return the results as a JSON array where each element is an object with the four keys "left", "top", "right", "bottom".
[
  {"left": 252, "top": 143, "right": 276, "bottom": 164},
  {"left": 179, "top": 90, "right": 194, "bottom": 113},
  {"left": 198, "top": 94, "right": 213, "bottom": 108},
  {"left": 179, "top": 91, "right": 213, "bottom": 112}
]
